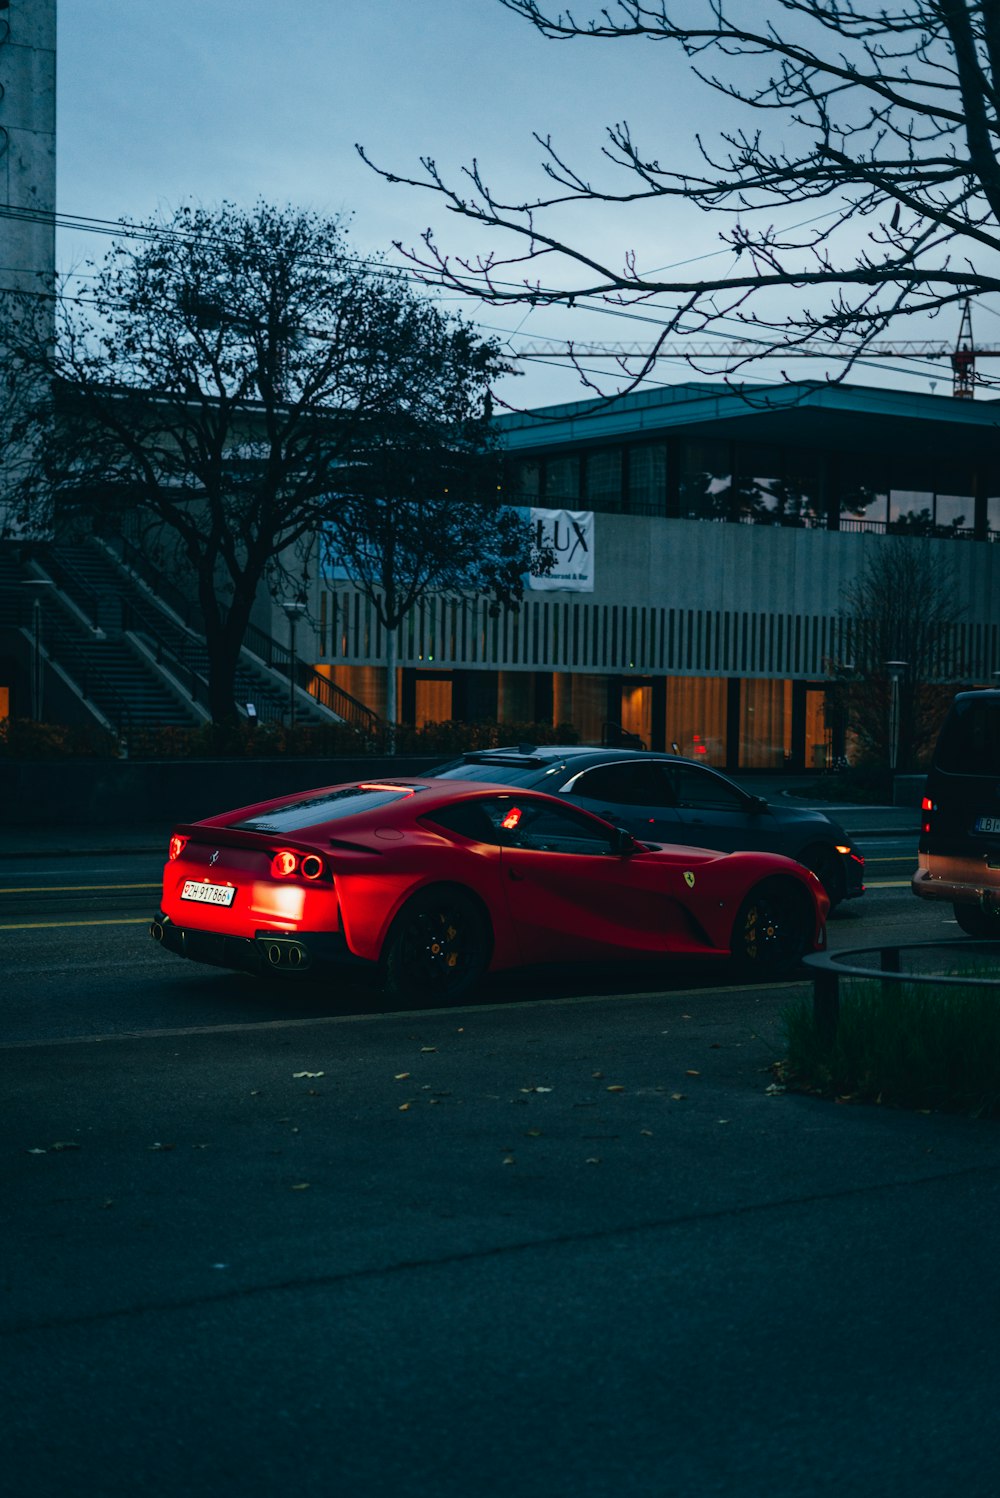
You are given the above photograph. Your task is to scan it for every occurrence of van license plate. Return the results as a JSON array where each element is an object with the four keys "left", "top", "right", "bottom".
[
  {"left": 974, "top": 816, "right": 1000, "bottom": 834},
  {"left": 181, "top": 880, "right": 237, "bottom": 906}
]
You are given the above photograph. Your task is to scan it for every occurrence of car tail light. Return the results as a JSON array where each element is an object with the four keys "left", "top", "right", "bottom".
[
  {"left": 271, "top": 850, "right": 298, "bottom": 878},
  {"left": 300, "top": 854, "right": 324, "bottom": 880},
  {"left": 168, "top": 834, "right": 188, "bottom": 861},
  {"left": 922, "top": 795, "right": 934, "bottom": 835}
]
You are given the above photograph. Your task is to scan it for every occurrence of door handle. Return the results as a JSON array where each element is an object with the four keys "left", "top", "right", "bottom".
[{"left": 508, "top": 868, "right": 526, "bottom": 881}]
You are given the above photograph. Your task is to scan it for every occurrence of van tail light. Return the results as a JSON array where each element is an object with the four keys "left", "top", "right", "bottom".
[
  {"left": 168, "top": 834, "right": 188, "bottom": 861},
  {"left": 922, "top": 795, "right": 934, "bottom": 835}
]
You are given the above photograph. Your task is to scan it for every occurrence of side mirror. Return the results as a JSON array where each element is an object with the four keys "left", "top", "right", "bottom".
[
  {"left": 748, "top": 795, "right": 769, "bottom": 814},
  {"left": 610, "top": 826, "right": 639, "bottom": 855}
]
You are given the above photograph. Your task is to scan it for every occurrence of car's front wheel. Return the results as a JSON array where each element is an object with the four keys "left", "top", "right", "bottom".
[
  {"left": 953, "top": 900, "right": 1000, "bottom": 939},
  {"left": 380, "top": 886, "right": 492, "bottom": 1004},
  {"left": 802, "top": 843, "right": 844, "bottom": 909},
  {"left": 730, "top": 878, "right": 813, "bottom": 979}
]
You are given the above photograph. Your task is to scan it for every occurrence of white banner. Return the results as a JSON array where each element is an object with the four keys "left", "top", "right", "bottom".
[{"left": 528, "top": 508, "right": 594, "bottom": 592}]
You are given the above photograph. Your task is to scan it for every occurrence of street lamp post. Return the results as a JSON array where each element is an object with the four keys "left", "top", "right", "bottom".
[
  {"left": 280, "top": 599, "right": 308, "bottom": 728},
  {"left": 886, "top": 660, "right": 908, "bottom": 773},
  {"left": 19, "top": 579, "right": 56, "bottom": 721}
]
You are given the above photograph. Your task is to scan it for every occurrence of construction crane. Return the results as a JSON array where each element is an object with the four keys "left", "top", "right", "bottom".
[{"left": 515, "top": 299, "right": 998, "bottom": 398}]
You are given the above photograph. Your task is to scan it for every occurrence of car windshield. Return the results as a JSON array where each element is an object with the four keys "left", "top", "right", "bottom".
[
  {"left": 232, "top": 786, "right": 410, "bottom": 833},
  {"left": 935, "top": 699, "right": 1000, "bottom": 776}
]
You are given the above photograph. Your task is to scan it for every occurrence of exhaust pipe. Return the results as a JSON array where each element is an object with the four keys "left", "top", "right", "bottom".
[
  {"left": 260, "top": 938, "right": 309, "bottom": 971},
  {"left": 150, "top": 920, "right": 165, "bottom": 942}
]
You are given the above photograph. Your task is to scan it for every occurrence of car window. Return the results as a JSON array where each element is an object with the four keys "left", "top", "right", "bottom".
[
  {"left": 570, "top": 762, "right": 677, "bottom": 807},
  {"left": 669, "top": 764, "right": 747, "bottom": 812},
  {"left": 429, "top": 760, "right": 548, "bottom": 785},
  {"left": 935, "top": 699, "right": 1000, "bottom": 775},
  {"left": 233, "top": 786, "right": 411, "bottom": 833},
  {"left": 421, "top": 801, "right": 503, "bottom": 843},
  {"left": 480, "top": 797, "right": 619, "bottom": 856}
]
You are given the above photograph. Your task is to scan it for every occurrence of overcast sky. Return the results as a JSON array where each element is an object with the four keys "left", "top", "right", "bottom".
[{"left": 57, "top": 0, "right": 953, "bottom": 407}]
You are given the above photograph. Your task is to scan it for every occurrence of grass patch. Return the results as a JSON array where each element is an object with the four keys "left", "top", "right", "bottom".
[{"left": 783, "top": 976, "right": 1000, "bottom": 1116}]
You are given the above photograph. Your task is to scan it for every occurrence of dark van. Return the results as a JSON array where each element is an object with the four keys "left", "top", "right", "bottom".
[{"left": 913, "top": 690, "right": 1000, "bottom": 935}]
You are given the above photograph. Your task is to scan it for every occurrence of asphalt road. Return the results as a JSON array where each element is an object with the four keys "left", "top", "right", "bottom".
[{"left": 6, "top": 823, "right": 1000, "bottom": 1497}]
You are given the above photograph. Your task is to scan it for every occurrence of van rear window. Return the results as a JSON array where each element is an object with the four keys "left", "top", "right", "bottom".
[{"left": 935, "top": 700, "right": 1000, "bottom": 776}]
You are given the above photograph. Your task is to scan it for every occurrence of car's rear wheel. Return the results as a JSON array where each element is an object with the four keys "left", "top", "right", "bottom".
[
  {"left": 803, "top": 844, "right": 844, "bottom": 909},
  {"left": 730, "top": 878, "right": 813, "bottom": 979},
  {"left": 380, "top": 886, "right": 491, "bottom": 1004},
  {"left": 953, "top": 901, "right": 1000, "bottom": 939}
]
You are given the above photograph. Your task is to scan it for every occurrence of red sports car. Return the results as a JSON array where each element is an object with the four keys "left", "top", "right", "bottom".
[{"left": 151, "top": 778, "right": 828, "bottom": 1001}]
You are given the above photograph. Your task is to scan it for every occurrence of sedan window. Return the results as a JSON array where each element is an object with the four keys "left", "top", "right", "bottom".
[
  {"left": 669, "top": 764, "right": 748, "bottom": 812},
  {"left": 570, "top": 762, "right": 676, "bottom": 807}
]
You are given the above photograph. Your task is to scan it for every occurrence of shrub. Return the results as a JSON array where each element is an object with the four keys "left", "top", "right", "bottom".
[
  {"left": 783, "top": 974, "right": 1000, "bottom": 1116},
  {"left": 0, "top": 717, "right": 120, "bottom": 760}
]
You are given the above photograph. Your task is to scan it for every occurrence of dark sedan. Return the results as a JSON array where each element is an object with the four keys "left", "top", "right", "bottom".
[{"left": 431, "top": 746, "right": 865, "bottom": 908}]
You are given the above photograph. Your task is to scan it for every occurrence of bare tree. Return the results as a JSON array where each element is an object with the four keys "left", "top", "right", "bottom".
[
  {"left": 362, "top": 2, "right": 1000, "bottom": 388},
  {"left": 3, "top": 202, "right": 510, "bottom": 721},
  {"left": 831, "top": 538, "right": 965, "bottom": 771}
]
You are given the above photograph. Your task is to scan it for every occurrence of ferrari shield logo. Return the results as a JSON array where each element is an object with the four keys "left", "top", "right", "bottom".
[{"left": 683, "top": 871, "right": 696, "bottom": 888}]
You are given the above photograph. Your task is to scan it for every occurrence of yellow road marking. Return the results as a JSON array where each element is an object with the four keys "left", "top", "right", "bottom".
[
  {"left": 0, "top": 882, "right": 159, "bottom": 894},
  {"left": 865, "top": 879, "right": 915, "bottom": 888},
  {"left": 0, "top": 918, "right": 151, "bottom": 931}
]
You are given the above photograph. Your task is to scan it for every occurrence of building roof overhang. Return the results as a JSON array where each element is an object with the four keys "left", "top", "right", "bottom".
[{"left": 495, "top": 380, "right": 1000, "bottom": 470}]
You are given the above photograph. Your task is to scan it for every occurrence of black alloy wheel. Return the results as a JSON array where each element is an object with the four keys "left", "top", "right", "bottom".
[
  {"left": 953, "top": 901, "right": 1000, "bottom": 939},
  {"left": 380, "top": 887, "right": 491, "bottom": 1003},
  {"left": 730, "top": 878, "right": 812, "bottom": 979}
]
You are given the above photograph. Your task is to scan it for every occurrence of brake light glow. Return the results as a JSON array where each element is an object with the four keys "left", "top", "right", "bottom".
[
  {"left": 168, "top": 834, "right": 188, "bottom": 861},
  {"left": 922, "top": 795, "right": 934, "bottom": 835},
  {"left": 501, "top": 807, "right": 523, "bottom": 830},
  {"left": 269, "top": 849, "right": 327, "bottom": 880}
]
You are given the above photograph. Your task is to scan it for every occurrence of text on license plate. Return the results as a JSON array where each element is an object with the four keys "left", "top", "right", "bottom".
[
  {"left": 181, "top": 880, "right": 237, "bottom": 907},
  {"left": 975, "top": 816, "right": 1000, "bottom": 834}
]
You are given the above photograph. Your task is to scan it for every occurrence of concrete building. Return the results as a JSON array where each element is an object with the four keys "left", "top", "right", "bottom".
[
  {"left": 311, "top": 380, "right": 1000, "bottom": 771},
  {"left": 0, "top": 0, "right": 55, "bottom": 304}
]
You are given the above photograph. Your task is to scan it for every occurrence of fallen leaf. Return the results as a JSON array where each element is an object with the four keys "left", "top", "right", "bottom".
[
  {"left": 26, "top": 1147, "right": 47, "bottom": 1155},
  {"left": 290, "top": 1182, "right": 311, "bottom": 1191},
  {"left": 606, "top": 1085, "right": 625, "bottom": 1093},
  {"left": 293, "top": 1071, "right": 324, "bottom": 1079},
  {"left": 148, "top": 1142, "right": 174, "bottom": 1151},
  {"left": 398, "top": 1102, "right": 412, "bottom": 1111},
  {"left": 101, "top": 1199, "right": 114, "bottom": 1209},
  {"left": 686, "top": 1069, "right": 700, "bottom": 1077},
  {"left": 670, "top": 1093, "right": 686, "bottom": 1101},
  {"left": 394, "top": 1072, "right": 411, "bottom": 1080},
  {"left": 525, "top": 1129, "right": 543, "bottom": 1138},
  {"left": 502, "top": 1156, "right": 516, "bottom": 1165},
  {"left": 50, "top": 1141, "right": 81, "bottom": 1151},
  {"left": 765, "top": 1083, "right": 786, "bottom": 1095},
  {"left": 592, "top": 1071, "right": 604, "bottom": 1079},
  {"left": 585, "top": 1157, "right": 602, "bottom": 1165},
  {"left": 640, "top": 1129, "right": 653, "bottom": 1137},
  {"left": 520, "top": 1085, "right": 553, "bottom": 1094},
  {"left": 717, "top": 1119, "right": 730, "bottom": 1125},
  {"left": 420, "top": 1047, "right": 437, "bottom": 1053}
]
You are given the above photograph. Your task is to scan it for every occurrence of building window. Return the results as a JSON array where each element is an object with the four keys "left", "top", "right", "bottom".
[
  {"left": 665, "top": 675, "right": 727, "bottom": 766},
  {"left": 585, "top": 448, "right": 624, "bottom": 513},
  {"left": 739, "top": 678, "right": 792, "bottom": 770},
  {"left": 544, "top": 455, "right": 581, "bottom": 503},
  {"left": 678, "top": 441, "right": 731, "bottom": 521},
  {"left": 627, "top": 444, "right": 668, "bottom": 516}
]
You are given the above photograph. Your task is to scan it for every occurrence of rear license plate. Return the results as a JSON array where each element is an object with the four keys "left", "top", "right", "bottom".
[
  {"left": 974, "top": 816, "right": 1000, "bottom": 834},
  {"left": 181, "top": 880, "right": 237, "bottom": 907}
]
